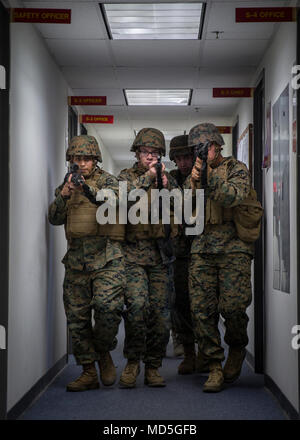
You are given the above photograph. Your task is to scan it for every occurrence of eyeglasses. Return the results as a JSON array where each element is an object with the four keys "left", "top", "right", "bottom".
[{"left": 139, "top": 149, "right": 160, "bottom": 158}]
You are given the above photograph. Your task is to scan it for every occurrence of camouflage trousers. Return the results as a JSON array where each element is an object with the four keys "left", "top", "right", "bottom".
[
  {"left": 172, "top": 257, "right": 195, "bottom": 346},
  {"left": 123, "top": 261, "right": 170, "bottom": 368},
  {"left": 63, "top": 257, "right": 125, "bottom": 365},
  {"left": 189, "top": 253, "right": 252, "bottom": 362}
]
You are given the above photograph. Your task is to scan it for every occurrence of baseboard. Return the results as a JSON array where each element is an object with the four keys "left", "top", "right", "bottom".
[
  {"left": 264, "top": 374, "right": 299, "bottom": 420},
  {"left": 7, "top": 354, "right": 67, "bottom": 420},
  {"left": 220, "top": 323, "right": 298, "bottom": 420}
]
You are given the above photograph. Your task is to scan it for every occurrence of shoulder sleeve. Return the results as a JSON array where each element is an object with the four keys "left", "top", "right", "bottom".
[
  {"left": 206, "top": 159, "right": 251, "bottom": 208},
  {"left": 48, "top": 184, "right": 67, "bottom": 225}
]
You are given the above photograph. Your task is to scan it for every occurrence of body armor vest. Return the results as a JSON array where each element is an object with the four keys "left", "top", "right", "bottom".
[
  {"left": 66, "top": 169, "right": 125, "bottom": 241},
  {"left": 205, "top": 161, "right": 233, "bottom": 225},
  {"left": 125, "top": 168, "right": 178, "bottom": 242}
]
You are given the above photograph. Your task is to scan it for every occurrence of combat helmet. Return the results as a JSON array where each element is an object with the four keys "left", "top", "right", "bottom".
[
  {"left": 188, "top": 123, "right": 224, "bottom": 150},
  {"left": 66, "top": 135, "right": 102, "bottom": 162},
  {"left": 169, "top": 134, "right": 193, "bottom": 161},
  {"left": 131, "top": 128, "right": 166, "bottom": 156}
]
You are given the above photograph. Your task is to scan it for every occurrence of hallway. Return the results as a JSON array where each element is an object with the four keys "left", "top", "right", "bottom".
[
  {"left": 1, "top": 0, "right": 300, "bottom": 421},
  {"left": 19, "top": 325, "right": 287, "bottom": 421}
]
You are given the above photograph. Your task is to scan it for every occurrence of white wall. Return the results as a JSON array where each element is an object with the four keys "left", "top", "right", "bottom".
[
  {"left": 234, "top": 21, "right": 298, "bottom": 412},
  {"left": 8, "top": 23, "right": 69, "bottom": 410},
  {"left": 84, "top": 124, "right": 117, "bottom": 175}
]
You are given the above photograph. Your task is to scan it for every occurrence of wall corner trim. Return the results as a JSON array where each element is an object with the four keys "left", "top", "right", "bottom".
[
  {"left": 264, "top": 374, "right": 299, "bottom": 420},
  {"left": 7, "top": 354, "right": 67, "bottom": 420}
]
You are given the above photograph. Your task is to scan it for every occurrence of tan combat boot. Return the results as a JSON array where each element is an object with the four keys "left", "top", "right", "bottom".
[
  {"left": 178, "top": 344, "right": 196, "bottom": 375},
  {"left": 66, "top": 363, "right": 100, "bottom": 392},
  {"left": 144, "top": 368, "right": 166, "bottom": 387},
  {"left": 195, "top": 350, "right": 210, "bottom": 374},
  {"left": 98, "top": 352, "right": 116, "bottom": 386},
  {"left": 223, "top": 347, "right": 246, "bottom": 383},
  {"left": 202, "top": 361, "right": 224, "bottom": 393},
  {"left": 119, "top": 361, "right": 140, "bottom": 388}
]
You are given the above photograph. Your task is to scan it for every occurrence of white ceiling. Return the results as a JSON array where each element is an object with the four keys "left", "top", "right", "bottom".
[{"left": 16, "top": 0, "right": 291, "bottom": 170}]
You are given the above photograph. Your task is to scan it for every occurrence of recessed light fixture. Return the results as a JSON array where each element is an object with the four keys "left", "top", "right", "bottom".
[
  {"left": 125, "top": 89, "right": 192, "bottom": 105},
  {"left": 100, "top": 2, "right": 206, "bottom": 40}
]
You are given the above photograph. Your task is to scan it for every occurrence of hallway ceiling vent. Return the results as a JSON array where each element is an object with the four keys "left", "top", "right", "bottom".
[
  {"left": 100, "top": 2, "right": 205, "bottom": 39},
  {"left": 124, "top": 89, "right": 192, "bottom": 105}
]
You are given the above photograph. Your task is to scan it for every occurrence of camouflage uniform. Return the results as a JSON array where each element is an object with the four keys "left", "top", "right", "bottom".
[
  {"left": 169, "top": 169, "right": 194, "bottom": 348},
  {"left": 118, "top": 128, "right": 179, "bottom": 370},
  {"left": 185, "top": 123, "right": 254, "bottom": 364},
  {"left": 48, "top": 136, "right": 125, "bottom": 367}
]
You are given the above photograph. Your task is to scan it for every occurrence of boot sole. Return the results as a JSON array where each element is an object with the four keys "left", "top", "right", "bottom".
[
  {"left": 144, "top": 379, "right": 166, "bottom": 387},
  {"left": 118, "top": 381, "right": 136, "bottom": 389},
  {"left": 66, "top": 382, "right": 100, "bottom": 392},
  {"left": 202, "top": 384, "right": 224, "bottom": 393}
]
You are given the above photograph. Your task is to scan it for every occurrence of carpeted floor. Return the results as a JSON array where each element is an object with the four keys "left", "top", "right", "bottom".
[{"left": 19, "top": 323, "right": 287, "bottom": 421}]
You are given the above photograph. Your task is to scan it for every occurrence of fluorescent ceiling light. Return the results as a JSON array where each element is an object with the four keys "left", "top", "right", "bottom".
[
  {"left": 101, "top": 2, "right": 205, "bottom": 40},
  {"left": 125, "top": 89, "right": 192, "bottom": 105}
]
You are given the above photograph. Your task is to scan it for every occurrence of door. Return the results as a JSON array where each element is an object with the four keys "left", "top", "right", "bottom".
[{"left": 0, "top": 2, "right": 10, "bottom": 420}]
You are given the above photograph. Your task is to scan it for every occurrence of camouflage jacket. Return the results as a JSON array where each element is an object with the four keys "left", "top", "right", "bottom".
[
  {"left": 118, "top": 162, "right": 179, "bottom": 265},
  {"left": 170, "top": 169, "right": 192, "bottom": 259},
  {"left": 184, "top": 156, "right": 254, "bottom": 256},
  {"left": 48, "top": 166, "right": 123, "bottom": 271}
]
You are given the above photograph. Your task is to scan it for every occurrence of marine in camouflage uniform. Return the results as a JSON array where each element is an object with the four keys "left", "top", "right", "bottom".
[
  {"left": 48, "top": 135, "right": 125, "bottom": 392},
  {"left": 169, "top": 135, "right": 197, "bottom": 372},
  {"left": 118, "top": 128, "right": 179, "bottom": 388},
  {"left": 184, "top": 123, "right": 253, "bottom": 392}
]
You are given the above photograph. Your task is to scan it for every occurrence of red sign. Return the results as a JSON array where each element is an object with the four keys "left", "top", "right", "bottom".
[
  {"left": 68, "top": 96, "right": 107, "bottom": 106},
  {"left": 11, "top": 8, "right": 71, "bottom": 24},
  {"left": 213, "top": 88, "right": 254, "bottom": 98},
  {"left": 80, "top": 115, "right": 114, "bottom": 124},
  {"left": 216, "top": 126, "right": 232, "bottom": 134},
  {"left": 236, "top": 7, "right": 296, "bottom": 23}
]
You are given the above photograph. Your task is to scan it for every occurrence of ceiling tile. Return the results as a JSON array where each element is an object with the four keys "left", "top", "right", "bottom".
[
  {"left": 23, "top": 1, "right": 107, "bottom": 39},
  {"left": 46, "top": 39, "right": 113, "bottom": 66},
  {"left": 117, "top": 67, "right": 199, "bottom": 88},
  {"left": 62, "top": 67, "right": 117, "bottom": 88},
  {"left": 111, "top": 40, "right": 203, "bottom": 67}
]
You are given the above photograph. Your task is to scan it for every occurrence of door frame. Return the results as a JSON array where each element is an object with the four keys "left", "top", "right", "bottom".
[
  {"left": 296, "top": 5, "right": 300, "bottom": 419},
  {"left": 0, "top": 1, "right": 10, "bottom": 420},
  {"left": 253, "top": 71, "right": 265, "bottom": 374}
]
